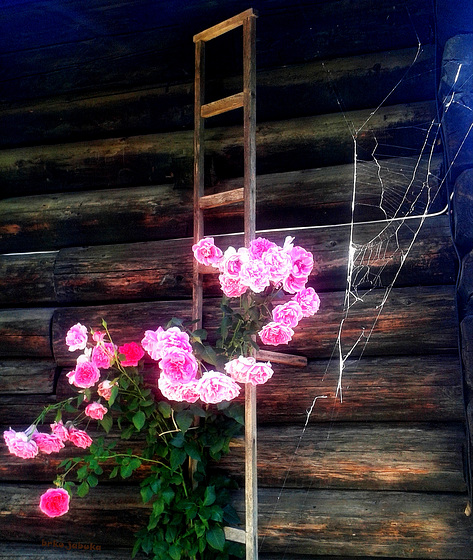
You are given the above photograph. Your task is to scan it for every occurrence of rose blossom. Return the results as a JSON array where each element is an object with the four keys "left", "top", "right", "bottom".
[
  {"left": 92, "top": 330, "right": 106, "bottom": 343},
  {"left": 39, "top": 487, "right": 70, "bottom": 518},
  {"left": 3, "top": 427, "right": 38, "bottom": 459},
  {"left": 97, "top": 379, "right": 116, "bottom": 401},
  {"left": 158, "top": 376, "right": 200, "bottom": 403},
  {"left": 197, "top": 371, "right": 240, "bottom": 404},
  {"left": 272, "top": 301, "right": 304, "bottom": 328},
  {"left": 292, "top": 287, "right": 321, "bottom": 317},
  {"left": 258, "top": 322, "right": 294, "bottom": 346},
  {"left": 91, "top": 342, "right": 115, "bottom": 369},
  {"left": 160, "top": 347, "right": 198, "bottom": 384},
  {"left": 65, "top": 323, "right": 88, "bottom": 352},
  {"left": 85, "top": 402, "right": 108, "bottom": 420},
  {"left": 50, "top": 421, "right": 69, "bottom": 442},
  {"left": 141, "top": 326, "right": 192, "bottom": 361},
  {"left": 239, "top": 259, "right": 271, "bottom": 293},
  {"left": 32, "top": 432, "right": 65, "bottom": 454},
  {"left": 192, "top": 237, "right": 223, "bottom": 267},
  {"left": 282, "top": 273, "right": 308, "bottom": 294},
  {"left": 248, "top": 237, "right": 276, "bottom": 260},
  {"left": 119, "top": 341, "right": 145, "bottom": 367},
  {"left": 218, "top": 273, "right": 248, "bottom": 298},
  {"left": 288, "top": 245, "right": 314, "bottom": 278},
  {"left": 246, "top": 362, "right": 274, "bottom": 385},
  {"left": 66, "top": 361, "right": 100, "bottom": 389},
  {"left": 262, "top": 246, "right": 292, "bottom": 285},
  {"left": 224, "top": 356, "right": 256, "bottom": 383},
  {"left": 68, "top": 426, "right": 93, "bottom": 449},
  {"left": 219, "top": 247, "right": 249, "bottom": 278}
]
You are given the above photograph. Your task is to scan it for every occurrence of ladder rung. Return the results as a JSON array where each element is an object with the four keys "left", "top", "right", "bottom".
[
  {"left": 201, "top": 92, "right": 244, "bottom": 118},
  {"left": 224, "top": 526, "right": 246, "bottom": 544},
  {"left": 193, "top": 8, "right": 257, "bottom": 43},
  {"left": 255, "top": 350, "right": 308, "bottom": 368},
  {"left": 199, "top": 187, "right": 244, "bottom": 209}
]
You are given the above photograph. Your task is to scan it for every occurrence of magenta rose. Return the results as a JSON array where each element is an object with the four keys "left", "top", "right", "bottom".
[
  {"left": 92, "top": 330, "right": 106, "bottom": 343},
  {"left": 192, "top": 237, "right": 223, "bottom": 267},
  {"left": 158, "top": 376, "right": 200, "bottom": 403},
  {"left": 258, "top": 322, "right": 294, "bottom": 346},
  {"left": 66, "top": 361, "right": 100, "bottom": 389},
  {"left": 65, "top": 323, "right": 88, "bottom": 352},
  {"left": 85, "top": 402, "right": 108, "bottom": 420},
  {"left": 119, "top": 341, "right": 145, "bottom": 367},
  {"left": 282, "top": 273, "right": 308, "bottom": 294},
  {"left": 239, "top": 259, "right": 271, "bottom": 293},
  {"left": 3, "top": 427, "right": 39, "bottom": 459},
  {"left": 91, "top": 342, "right": 115, "bottom": 369},
  {"left": 272, "top": 301, "right": 303, "bottom": 328},
  {"left": 219, "top": 247, "right": 249, "bottom": 278},
  {"left": 224, "top": 356, "right": 256, "bottom": 383},
  {"left": 39, "top": 488, "right": 70, "bottom": 518},
  {"left": 292, "top": 287, "right": 321, "bottom": 317},
  {"left": 197, "top": 371, "right": 241, "bottom": 404},
  {"left": 218, "top": 273, "right": 248, "bottom": 298},
  {"left": 160, "top": 347, "right": 198, "bottom": 384},
  {"left": 248, "top": 237, "right": 277, "bottom": 260},
  {"left": 50, "top": 421, "right": 69, "bottom": 442},
  {"left": 246, "top": 362, "right": 274, "bottom": 386},
  {"left": 262, "top": 246, "right": 292, "bottom": 285},
  {"left": 288, "top": 245, "right": 314, "bottom": 277},
  {"left": 68, "top": 426, "right": 93, "bottom": 449},
  {"left": 142, "top": 326, "right": 193, "bottom": 361},
  {"left": 32, "top": 432, "right": 65, "bottom": 454}
]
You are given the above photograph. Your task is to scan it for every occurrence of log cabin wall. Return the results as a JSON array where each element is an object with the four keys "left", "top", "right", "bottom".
[{"left": 0, "top": 1, "right": 472, "bottom": 558}]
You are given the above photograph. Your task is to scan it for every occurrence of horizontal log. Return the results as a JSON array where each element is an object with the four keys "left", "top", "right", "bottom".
[
  {"left": 0, "top": 154, "right": 445, "bottom": 254},
  {"left": 1, "top": 484, "right": 472, "bottom": 558},
  {"left": 0, "top": 394, "right": 57, "bottom": 427},
  {"left": 453, "top": 169, "right": 473, "bottom": 257},
  {"left": 0, "top": 359, "right": 55, "bottom": 394},
  {"left": 49, "top": 285, "right": 458, "bottom": 366},
  {"left": 0, "top": 101, "right": 438, "bottom": 197},
  {"left": 461, "top": 314, "right": 473, "bottom": 390},
  {"left": 0, "top": 308, "right": 55, "bottom": 358},
  {"left": 0, "top": 0, "right": 434, "bottom": 103},
  {"left": 458, "top": 250, "right": 473, "bottom": 316},
  {"left": 0, "top": 543, "right": 145, "bottom": 560},
  {"left": 0, "top": 45, "right": 435, "bottom": 148}
]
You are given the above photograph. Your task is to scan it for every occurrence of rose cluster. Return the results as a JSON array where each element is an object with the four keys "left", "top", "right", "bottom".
[{"left": 192, "top": 236, "right": 321, "bottom": 346}]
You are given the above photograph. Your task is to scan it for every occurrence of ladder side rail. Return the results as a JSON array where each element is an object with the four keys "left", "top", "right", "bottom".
[{"left": 193, "top": 8, "right": 256, "bottom": 43}]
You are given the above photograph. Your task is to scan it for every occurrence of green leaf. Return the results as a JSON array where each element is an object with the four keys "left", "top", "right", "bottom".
[
  {"left": 169, "top": 544, "right": 181, "bottom": 560},
  {"left": 99, "top": 413, "right": 113, "bottom": 433},
  {"left": 175, "top": 410, "right": 194, "bottom": 432},
  {"left": 157, "top": 401, "right": 172, "bottom": 418},
  {"left": 203, "top": 485, "right": 216, "bottom": 507},
  {"left": 170, "top": 448, "right": 186, "bottom": 470},
  {"left": 183, "top": 441, "right": 201, "bottom": 462},
  {"left": 108, "top": 384, "right": 119, "bottom": 406},
  {"left": 140, "top": 485, "right": 155, "bottom": 504},
  {"left": 109, "top": 466, "right": 119, "bottom": 479},
  {"left": 162, "top": 487, "right": 175, "bottom": 505},
  {"left": 76, "top": 465, "right": 88, "bottom": 480},
  {"left": 77, "top": 481, "right": 89, "bottom": 497},
  {"left": 87, "top": 474, "right": 98, "bottom": 487},
  {"left": 206, "top": 527, "right": 225, "bottom": 551}
]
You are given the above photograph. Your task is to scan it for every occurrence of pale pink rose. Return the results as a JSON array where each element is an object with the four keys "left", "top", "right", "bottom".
[
  {"left": 258, "top": 322, "right": 294, "bottom": 346},
  {"left": 224, "top": 356, "right": 256, "bottom": 383},
  {"left": 218, "top": 273, "right": 248, "bottom": 298},
  {"left": 91, "top": 343, "right": 115, "bottom": 369},
  {"left": 68, "top": 426, "right": 93, "bottom": 449},
  {"left": 66, "top": 361, "right": 100, "bottom": 389},
  {"left": 32, "top": 432, "right": 65, "bottom": 454},
  {"left": 65, "top": 323, "right": 88, "bottom": 352},
  {"left": 246, "top": 362, "right": 274, "bottom": 386},
  {"left": 192, "top": 237, "right": 223, "bottom": 267},
  {"left": 142, "top": 326, "right": 192, "bottom": 361},
  {"left": 262, "top": 246, "right": 292, "bottom": 285},
  {"left": 219, "top": 247, "right": 249, "bottom": 278},
  {"left": 3, "top": 427, "right": 39, "bottom": 459},
  {"left": 92, "top": 330, "right": 106, "bottom": 343},
  {"left": 282, "top": 273, "right": 308, "bottom": 294},
  {"left": 197, "top": 371, "right": 240, "bottom": 404},
  {"left": 282, "top": 236, "right": 295, "bottom": 252},
  {"left": 84, "top": 402, "right": 108, "bottom": 420},
  {"left": 39, "top": 488, "right": 70, "bottom": 518},
  {"left": 76, "top": 347, "right": 92, "bottom": 364},
  {"left": 288, "top": 245, "right": 314, "bottom": 278},
  {"left": 272, "top": 301, "right": 303, "bottom": 328},
  {"left": 158, "top": 376, "right": 200, "bottom": 403},
  {"left": 292, "top": 287, "right": 321, "bottom": 317},
  {"left": 248, "top": 237, "right": 277, "bottom": 260},
  {"left": 160, "top": 348, "right": 198, "bottom": 384},
  {"left": 119, "top": 341, "right": 145, "bottom": 367},
  {"left": 97, "top": 380, "right": 117, "bottom": 401},
  {"left": 239, "top": 259, "right": 271, "bottom": 293},
  {"left": 50, "top": 421, "right": 69, "bottom": 442}
]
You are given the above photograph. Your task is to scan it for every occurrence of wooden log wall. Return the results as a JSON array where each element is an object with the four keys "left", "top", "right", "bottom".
[{"left": 0, "top": 1, "right": 472, "bottom": 559}]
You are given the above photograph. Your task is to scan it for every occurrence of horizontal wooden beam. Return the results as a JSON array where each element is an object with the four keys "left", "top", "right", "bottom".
[{"left": 193, "top": 8, "right": 257, "bottom": 42}]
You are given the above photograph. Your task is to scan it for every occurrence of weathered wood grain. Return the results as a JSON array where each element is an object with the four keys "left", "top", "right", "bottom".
[
  {"left": 462, "top": 314, "right": 473, "bottom": 390},
  {"left": 0, "top": 45, "right": 436, "bottom": 148},
  {"left": 453, "top": 169, "right": 473, "bottom": 257},
  {"left": 458, "top": 249, "right": 473, "bottom": 316},
  {"left": 0, "top": 359, "right": 55, "bottom": 394},
  {"left": 0, "top": 543, "right": 146, "bottom": 560},
  {"left": 0, "top": 154, "right": 445, "bottom": 253},
  {"left": 0, "top": 101, "right": 438, "bottom": 197},
  {"left": 0, "top": 308, "right": 55, "bottom": 358}
]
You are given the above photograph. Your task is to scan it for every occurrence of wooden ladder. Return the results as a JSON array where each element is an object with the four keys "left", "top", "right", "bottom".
[{"left": 193, "top": 8, "right": 258, "bottom": 559}]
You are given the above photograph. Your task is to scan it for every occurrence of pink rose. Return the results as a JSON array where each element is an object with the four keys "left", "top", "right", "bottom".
[
  {"left": 50, "top": 421, "right": 69, "bottom": 442},
  {"left": 219, "top": 247, "right": 249, "bottom": 278},
  {"left": 192, "top": 237, "right": 223, "bottom": 267},
  {"left": 272, "top": 301, "right": 303, "bottom": 328},
  {"left": 246, "top": 362, "right": 274, "bottom": 386},
  {"left": 239, "top": 259, "right": 271, "bottom": 293},
  {"left": 92, "top": 331, "right": 106, "bottom": 343},
  {"left": 66, "top": 361, "right": 100, "bottom": 389},
  {"left": 258, "top": 322, "right": 294, "bottom": 346},
  {"left": 39, "top": 488, "right": 70, "bottom": 518},
  {"left": 68, "top": 426, "right": 93, "bottom": 449},
  {"left": 97, "top": 380, "right": 116, "bottom": 401},
  {"left": 224, "top": 356, "right": 256, "bottom": 383},
  {"left": 3, "top": 427, "right": 38, "bottom": 459},
  {"left": 119, "top": 341, "right": 145, "bottom": 367},
  {"left": 248, "top": 237, "right": 277, "bottom": 260},
  {"left": 288, "top": 245, "right": 314, "bottom": 278},
  {"left": 65, "top": 323, "right": 88, "bottom": 352},
  {"left": 85, "top": 402, "right": 108, "bottom": 420},
  {"left": 160, "top": 348, "right": 198, "bottom": 384},
  {"left": 282, "top": 273, "right": 308, "bottom": 294},
  {"left": 197, "top": 371, "right": 240, "bottom": 404},
  {"left": 218, "top": 273, "right": 248, "bottom": 298},
  {"left": 262, "top": 246, "right": 292, "bottom": 285},
  {"left": 292, "top": 287, "right": 321, "bottom": 317},
  {"left": 158, "top": 376, "right": 200, "bottom": 403},
  {"left": 91, "top": 343, "right": 115, "bottom": 369},
  {"left": 32, "top": 432, "right": 65, "bottom": 454},
  {"left": 142, "top": 327, "right": 192, "bottom": 361}
]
